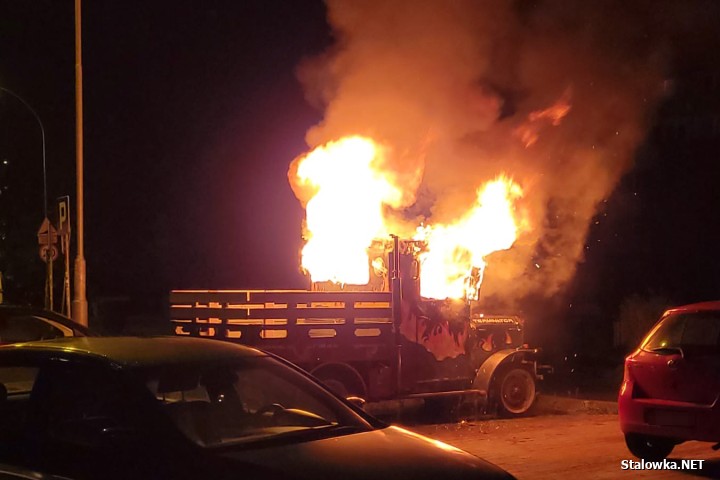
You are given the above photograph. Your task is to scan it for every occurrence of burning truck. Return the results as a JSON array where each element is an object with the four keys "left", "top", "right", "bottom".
[
  {"left": 171, "top": 237, "right": 548, "bottom": 416},
  {"left": 171, "top": 136, "right": 551, "bottom": 416}
]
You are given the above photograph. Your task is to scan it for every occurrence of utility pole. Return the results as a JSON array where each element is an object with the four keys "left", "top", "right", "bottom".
[{"left": 73, "top": 0, "right": 88, "bottom": 327}]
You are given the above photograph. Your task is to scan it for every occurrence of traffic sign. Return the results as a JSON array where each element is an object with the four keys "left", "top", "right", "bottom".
[
  {"left": 39, "top": 244, "right": 59, "bottom": 262},
  {"left": 57, "top": 196, "right": 71, "bottom": 236},
  {"left": 37, "top": 217, "right": 58, "bottom": 262}
]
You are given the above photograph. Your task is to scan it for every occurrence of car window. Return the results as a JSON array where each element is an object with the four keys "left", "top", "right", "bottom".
[
  {"left": 26, "top": 360, "right": 145, "bottom": 449},
  {"left": 0, "top": 316, "right": 68, "bottom": 344},
  {"left": 681, "top": 313, "right": 720, "bottom": 346},
  {"left": 141, "top": 356, "right": 370, "bottom": 448},
  {"left": 0, "top": 366, "right": 39, "bottom": 395},
  {"left": 0, "top": 361, "right": 43, "bottom": 452},
  {"left": 642, "top": 313, "right": 686, "bottom": 351},
  {"left": 642, "top": 311, "right": 720, "bottom": 351}
]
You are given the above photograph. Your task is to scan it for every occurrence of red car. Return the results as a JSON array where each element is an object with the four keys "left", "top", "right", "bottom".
[{"left": 619, "top": 300, "right": 720, "bottom": 460}]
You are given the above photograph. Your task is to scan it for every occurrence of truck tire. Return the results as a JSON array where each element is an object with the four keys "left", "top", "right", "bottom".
[
  {"left": 319, "top": 376, "right": 351, "bottom": 398},
  {"left": 494, "top": 366, "right": 536, "bottom": 417},
  {"left": 311, "top": 364, "right": 367, "bottom": 400}
]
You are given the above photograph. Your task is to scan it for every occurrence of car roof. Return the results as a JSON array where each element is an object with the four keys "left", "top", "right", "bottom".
[
  {"left": 665, "top": 300, "right": 720, "bottom": 315},
  {"left": 0, "top": 305, "right": 91, "bottom": 335},
  {"left": 0, "top": 336, "right": 264, "bottom": 368}
]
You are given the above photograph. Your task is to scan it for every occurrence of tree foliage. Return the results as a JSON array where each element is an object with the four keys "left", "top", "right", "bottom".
[{"left": 617, "top": 293, "right": 671, "bottom": 349}]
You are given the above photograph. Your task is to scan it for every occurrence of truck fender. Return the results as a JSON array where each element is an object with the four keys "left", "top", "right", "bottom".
[
  {"left": 310, "top": 362, "right": 367, "bottom": 399},
  {"left": 472, "top": 349, "right": 532, "bottom": 393}
]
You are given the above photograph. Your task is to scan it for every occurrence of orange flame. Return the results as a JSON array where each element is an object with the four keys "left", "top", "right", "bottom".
[
  {"left": 415, "top": 176, "right": 523, "bottom": 300},
  {"left": 293, "top": 136, "right": 403, "bottom": 285},
  {"left": 291, "top": 136, "right": 525, "bottom": 299}
]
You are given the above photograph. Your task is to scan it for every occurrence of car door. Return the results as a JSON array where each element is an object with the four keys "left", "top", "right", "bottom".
[
  {"left": 22, "top": 358, "right": 175, "bottom": 479},
  {"left": 672, "top": 312, "right": 720, "bottom": 405}
]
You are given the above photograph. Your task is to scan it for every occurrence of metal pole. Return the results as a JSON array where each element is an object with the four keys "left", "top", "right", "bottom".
[
  {"left": 390, "top": 235, "right": 403, "bottom": 396},
  {"left": 72, "top": 0, "right": 88, "bottom": 327},
  {"left": 0, "top": 86, "right": 50, "bottom": 308},
  {"left": 64, "top": 233, "right": 72, "bottom": 317},
  {"left": 40, "top": 108, "right": 51, "bottom": 312}
]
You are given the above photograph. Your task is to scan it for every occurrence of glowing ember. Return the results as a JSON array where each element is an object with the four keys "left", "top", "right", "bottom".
[
  {"left": 415, "top": 176, "right": 523, "bottom": 300},
  {"left": 290, "top": 135, "right": 524, "bottom": 299},
  {"left": 292, "top": 136, "right": 403, "bottom": 285}
]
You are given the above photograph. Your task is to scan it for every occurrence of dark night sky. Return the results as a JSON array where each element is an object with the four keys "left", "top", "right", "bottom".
[
  {"left": 1, "top": 0, "right": 331, "bottom": 301},
  {"left": 1, "top": 0, "right": 719, "bottom": 333}
]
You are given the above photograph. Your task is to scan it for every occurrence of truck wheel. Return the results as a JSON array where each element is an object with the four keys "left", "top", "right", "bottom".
[
  {"left": 312, "top": 364, "right": 367, "bottom": 400},
  {"left": 624, "top": 433, "right": 675, "bottom": 460},
  {"left": 495, "top": 367, "right": 536, "bottom": 417},
  {"left": 319, "top": 376, "right": 351, "bottom": 398}
]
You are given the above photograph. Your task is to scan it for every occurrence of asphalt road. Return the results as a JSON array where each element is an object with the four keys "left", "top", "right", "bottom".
[{"left": 409, "top": 413, "right": 720, "bottom": 480}]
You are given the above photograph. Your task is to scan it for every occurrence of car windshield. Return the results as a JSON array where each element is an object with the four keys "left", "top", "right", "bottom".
[{"left": 139, "top": 355, "right": 372, "bottom": 448}]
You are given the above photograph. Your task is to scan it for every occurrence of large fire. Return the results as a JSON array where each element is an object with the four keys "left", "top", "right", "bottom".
[
  {"left": 293, "top": 136, "right": 404, "bottom": 285},
  {"left": 414, "top": 177, "right": 523, "bottom": 300},
  {"left": 290, "top": 135, "right": 525, "bottom": 300}
]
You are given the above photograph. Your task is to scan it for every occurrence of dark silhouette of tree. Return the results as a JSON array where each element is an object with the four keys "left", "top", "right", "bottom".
[{"left": 617, "top": 293, "right": 671, "bottom": 349}]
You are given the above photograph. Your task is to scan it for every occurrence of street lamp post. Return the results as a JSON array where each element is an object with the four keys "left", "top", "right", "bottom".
[
  {"left": 73, "top": 0, "right": 88, "bottom": 327},
  {"left": 0, "top": 86, "right": 53, "bottom": 309}
]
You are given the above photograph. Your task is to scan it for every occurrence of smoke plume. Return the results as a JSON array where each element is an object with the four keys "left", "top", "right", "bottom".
[{"left": 292, "top": 0, "right": 696, "bottom": 306}]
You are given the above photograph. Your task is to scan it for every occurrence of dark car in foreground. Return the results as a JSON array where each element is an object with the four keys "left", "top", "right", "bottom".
[
  {"left": 619, "top": 300, "right": 720, "bottom": 460},
  {"left": 0, "top": 306, "right": 89, "bottom": 345},
  {"left": 0, "top": 336, "right": 514, "bottom": 480}
]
